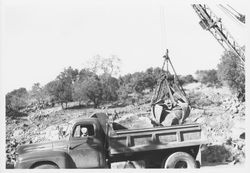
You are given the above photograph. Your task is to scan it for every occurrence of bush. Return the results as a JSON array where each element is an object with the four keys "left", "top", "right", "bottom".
[
  {"left": 82, "top": 77, "right": 103, "bottom": 108},
  {"left": 100, "top": 74, "right": 119, "bottom": 102},
  {"left": 217, "top": 51, "right": 245, "bottom": 101},
  {"left": 179, "top": 74, "right": 197, "bottom": 85},
  {"left": 6, "top": 88, "right": 29, "bottom": 111},
  {"left": 195, "top": 69, "right": 221, "bottom": 86},
  {"left": 44, "top": 79, "right": 73, "bottom": 109}
]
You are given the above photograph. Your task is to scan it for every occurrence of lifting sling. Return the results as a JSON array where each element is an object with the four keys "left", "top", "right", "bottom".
[{"left": 151, "top": 50, "right": 191, "bottom": 126}]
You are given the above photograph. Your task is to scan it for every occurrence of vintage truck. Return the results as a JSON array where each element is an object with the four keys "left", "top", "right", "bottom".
[{"left": 15, "top": 113, "right": 204, "bottom": 169}]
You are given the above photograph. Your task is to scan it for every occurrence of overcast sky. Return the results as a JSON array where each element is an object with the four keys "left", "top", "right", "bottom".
[{"left": 0, "top": 0, "right": 248, "bottom": 94}]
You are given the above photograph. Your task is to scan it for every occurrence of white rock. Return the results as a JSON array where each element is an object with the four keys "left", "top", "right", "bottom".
[{"left": 13, "top": 129, "right": 24, "bottom": 140}]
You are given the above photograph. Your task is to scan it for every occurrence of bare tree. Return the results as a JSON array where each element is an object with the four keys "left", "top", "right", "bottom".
[{"left": 85, "top": 55, "right": 121, "bottom": 76}]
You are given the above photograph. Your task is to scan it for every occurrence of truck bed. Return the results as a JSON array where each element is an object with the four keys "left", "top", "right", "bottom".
[{"left": 109, "top": 123, "right": 202, "bottom": 155}]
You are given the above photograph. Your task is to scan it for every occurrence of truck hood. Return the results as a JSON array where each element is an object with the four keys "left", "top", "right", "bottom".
[{"left": 16, "top": 140, "right": 68, "bottom": 155}]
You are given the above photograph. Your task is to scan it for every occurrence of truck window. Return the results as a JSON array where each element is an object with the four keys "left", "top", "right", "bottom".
[{"left": 73, "top": 124, "right": 95, "bottom": 138}]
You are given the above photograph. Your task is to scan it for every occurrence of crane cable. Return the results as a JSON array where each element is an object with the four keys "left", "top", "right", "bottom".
[
  {"left": 152, "top": 6, "right": 187, "bottom": 105},
  {"left": 227, "top": 4, "right": 245, "bottom": 23},
  {"left": 160, "top": 6, "right": 168, "bottom": 53},
  {"left": 219, "top": 5, "right": 241, "bottom": 24},
  {"left": 219, "top": 4, "right": 245, "bottom": 24}
]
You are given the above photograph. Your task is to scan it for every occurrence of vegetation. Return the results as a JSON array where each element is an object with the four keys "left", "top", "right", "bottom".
[
  {"left": 100, "top": 74, "right": 119, "bottom": 102},
  {"left": 6, "top": 88, "right": 29, "bottom": 110},
  {"left": 195, "top": 69, "right": 221, "bottom": 86},
  {"left": 194, "top": 50, "right": 245, "bottom": 101},
  {"left": 5, "top": 51, "right": 245, "bottom": 115},
  {"left": 80, "top": 76, "right": 104, "bottom": 108},
  {"left": 30, "top": 83, "right": 49, "bottom": 104},
  {"left": 179, "top": 74, "right": 197, "bottom": 85},
  {"left": 217, "top": 51, "right": 245, "bottom": 101}
]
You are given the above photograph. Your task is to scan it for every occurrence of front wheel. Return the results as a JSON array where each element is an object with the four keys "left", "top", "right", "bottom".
[{"left": 162, "top": 152, "right": 197, "bottom": 169}]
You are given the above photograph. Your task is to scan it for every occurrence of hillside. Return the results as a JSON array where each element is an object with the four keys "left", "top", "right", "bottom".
[{"left": 6, "top": 83, "right": 245, "bottom": 168}]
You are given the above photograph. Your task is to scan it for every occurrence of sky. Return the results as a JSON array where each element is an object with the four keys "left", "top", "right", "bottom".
[{"left": 0, "top": 0, "right": 248, "bottom": 94}]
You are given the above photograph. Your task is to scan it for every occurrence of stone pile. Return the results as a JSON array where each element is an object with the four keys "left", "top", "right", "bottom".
[{"left": 185, "top": 84, "right": 245, "bottom": 165}]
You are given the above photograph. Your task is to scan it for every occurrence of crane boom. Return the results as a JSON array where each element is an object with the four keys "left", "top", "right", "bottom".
[{"left": 192, "top": 4, "right": 245, "bottom": 67}]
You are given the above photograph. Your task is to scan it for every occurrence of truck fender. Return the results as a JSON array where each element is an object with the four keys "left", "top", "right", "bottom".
[{"left": 20, "top": 150, "right": 75, "bottom": 168}]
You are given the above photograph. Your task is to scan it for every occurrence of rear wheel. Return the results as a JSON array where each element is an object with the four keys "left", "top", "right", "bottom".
[
  {"left": 162, "top": 152, "right": 197, "bottom": 169},
  {"left": 33, "top": 164, "right": 58, "bottom": 169},
  {"left": 124, "top": 161, "right": 136, "bottom": 168}
]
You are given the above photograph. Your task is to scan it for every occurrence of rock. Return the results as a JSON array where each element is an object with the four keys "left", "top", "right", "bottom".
[
  {"left": 43, "top": 126, "right": 60, "bottom": 141},
  {"left": 208, "top": 119, "right": 217, "bottom": 128},
  {"left": 225, "top": 137, "right": 232, "bottom": 145},
  {"left": 237, "top": 142, "right": 244, "bottom": 150},
  {"left": 230, "top": 106, "right": 239, "bottom": 114},
  {"left": 231, "top": 123, "right": 245, "bottom": 140},
  {"left": 22, "top": 123, "right": 29, "bottom": 128},
  {"left": 196, "top": 117, "right": 206, "bottom": 124},
  {"left": 10, "top": 139, "right": 18, "bottom": 147},
  {"left": 239, "top": 132, "right": 245, "bottom": 139},
  {"left": 13, "top": 129, "right": 24, "bottom": 140}
]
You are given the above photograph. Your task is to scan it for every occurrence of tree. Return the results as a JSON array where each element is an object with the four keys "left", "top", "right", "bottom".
[
  {"left": 142, "top": 76, "right": 155, "bottom": 91},
  {"left": 118, "top": 74, "right": 133, "bottom": 90},
  {"left": 117, "top": 85, "right": 130, "bottom": 101},
  {"left": 47, "top": 66, "right": 79, "bottom": 108},
  {"left": 179, "top": 74, "right": 197, "bottom": 85},
  {"left": 72, "top": 68, "right": 99, "bottom": 105},
  {"left": 45, "top": 79, "right": 72, "bottom": 109},
  {"left": 100, "top": 55, "right": 121, "bottom": 76},
  {"left": 195, "top": 69, "right": 221, "bottom": 86},
  {"left": 217, "top": 51, "right": 245, "bottom": 101},
  {"left": 72, "top": 80, "right": 90, "bottom": 105},
  {"left": 6, "top": 88, "right": 29, "bottom": 111},
  {"left": 100, "top": 74, "right": 119, "bottom": 102},
  {"left": 30, "top": 83, "right": 49, "bottom": 104},
  {"left": 80, "top": 76, "right": 103, "bottom": 108},
  {"left": 57, "top": 66, "right": 79, "bottom": 84},
  {"left": 183, "top": 74, "right": 196, "bottom": 83},
  {"left": 152, "top": 67, "right": 163, "bottom": 80},
  {"left": 131, "top": 72, "right": 147, "bottom": 93},
  {"left": 85, "top": 55, "right": 121, "bottom": 76},
  {"left": 117, "top": 67, "right": 163, "bottom": 100},
  {"left": 117, "top": 74, "right": 133, "bottom": 101},
  {"left": 85, "top": 55, "right": 102, "bottom": 74},
  {"left": 78, "top": 68, "right": 96, "bottom": 82}
]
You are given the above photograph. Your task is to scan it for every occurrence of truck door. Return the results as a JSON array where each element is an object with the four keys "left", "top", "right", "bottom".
[{"left": 69, "top": 122, "right": 106, "bottom": 168}]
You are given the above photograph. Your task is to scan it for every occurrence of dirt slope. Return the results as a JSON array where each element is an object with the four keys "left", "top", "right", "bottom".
[{"left": 6, "top": 83, "right": 245, "bottom": 168}]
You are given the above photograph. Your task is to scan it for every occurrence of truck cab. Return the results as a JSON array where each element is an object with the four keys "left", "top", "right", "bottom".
[
  {"left": 67, "top": 118, "right": 108, "bottom": 168},
  {"left": 16, "top": 115, "right": 109, "bottom": 169}
]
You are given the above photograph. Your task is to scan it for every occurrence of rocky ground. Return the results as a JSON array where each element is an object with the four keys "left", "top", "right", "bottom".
[
  {"left": 5, "top": 83, "right": 245, "bottom": 168},
  {"left": 186, "top": 83, "right": 245, "bottom": 166}
]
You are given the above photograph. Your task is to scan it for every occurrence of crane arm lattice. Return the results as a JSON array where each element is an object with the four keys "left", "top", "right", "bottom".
[{"left": 192, "top": 4, "right": 245, "bottom": 67}]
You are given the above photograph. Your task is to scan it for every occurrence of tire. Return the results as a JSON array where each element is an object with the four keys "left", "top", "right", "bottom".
[
  {"left": 124, "top": 161, "right": 136, "bottom": 168},
  {"left": 34, "top": 164, "right": 58, "bottom": 169},
  {"left": 162, "top": 152, "right": 197, "bottom": 169}
]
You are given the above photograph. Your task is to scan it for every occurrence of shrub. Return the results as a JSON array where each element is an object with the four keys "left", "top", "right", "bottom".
[
  {"left": 217, "top": 51, "right": 245, "bottom": 101},
  {"left": 6, "top": 88, "right": 29, "bottom": 111},
  {"left": 195, "top": 69, "right": 221, "bottom": 86}
]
